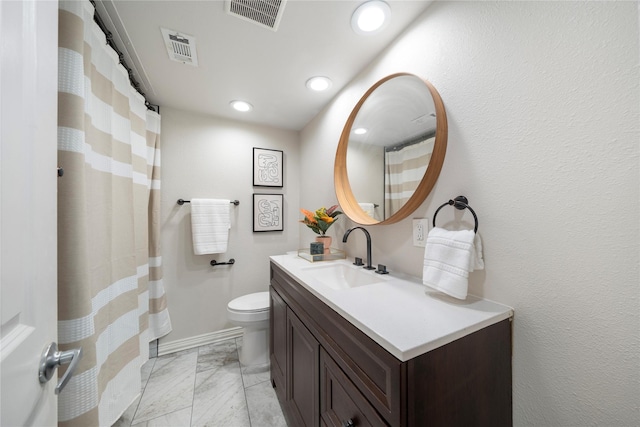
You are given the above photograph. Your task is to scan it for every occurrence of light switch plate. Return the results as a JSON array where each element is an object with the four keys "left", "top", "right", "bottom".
[{"left": 412, "top": 218, "right": 428, "bottom": 247}]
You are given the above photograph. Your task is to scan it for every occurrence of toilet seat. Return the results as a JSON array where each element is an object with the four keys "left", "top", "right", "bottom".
[{"left": 228, "top": 291, "right": 269, "bottom": 313}]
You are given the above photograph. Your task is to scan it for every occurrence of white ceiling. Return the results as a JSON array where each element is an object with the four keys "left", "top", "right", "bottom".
[{"left": 96, "top": 0, "right": 433, "bottom": 131}]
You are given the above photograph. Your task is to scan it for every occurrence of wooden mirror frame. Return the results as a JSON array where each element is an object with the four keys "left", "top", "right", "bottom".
[{"left": 334, "top": 73, "right": 448, "bottom": 225}]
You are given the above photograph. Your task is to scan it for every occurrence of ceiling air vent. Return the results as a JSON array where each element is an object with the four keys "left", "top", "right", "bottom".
[
  {"left": 161, "top": 28, "right": 199, "bottom": 66},
  {"left": 225, "top": 0, "right": 287, "bottom": 31}
]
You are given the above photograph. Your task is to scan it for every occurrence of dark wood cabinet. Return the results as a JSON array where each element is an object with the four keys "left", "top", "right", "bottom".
[{"left": 270, "top": 262, "right": 512, "bottom": 427}]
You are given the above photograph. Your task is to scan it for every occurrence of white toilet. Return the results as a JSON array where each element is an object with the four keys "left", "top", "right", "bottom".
[{"left": 227, "top": 291, "right": 270, "bottom": 366}]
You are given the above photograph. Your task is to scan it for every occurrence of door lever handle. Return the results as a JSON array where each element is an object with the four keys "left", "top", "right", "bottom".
[{"left": 39, "top": 342, "right": 83, "bottom": 394}]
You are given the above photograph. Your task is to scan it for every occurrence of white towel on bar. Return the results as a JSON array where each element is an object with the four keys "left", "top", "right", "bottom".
[
  {"left": 358, "top": 202, "right": 376, "bottom": 218},
  {"left": 191, "top": 199, "right": 231, "bottom": 255},
  {"left": 422, "top": 227, "right": 484, "bottom": 300}
]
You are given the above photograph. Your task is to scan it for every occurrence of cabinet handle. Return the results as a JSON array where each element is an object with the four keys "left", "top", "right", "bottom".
[{"left": 343, "top": 420, "right": 355, "bottom": 427}]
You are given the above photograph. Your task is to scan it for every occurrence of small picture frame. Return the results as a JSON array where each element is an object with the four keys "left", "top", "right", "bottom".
[
  {"left": 253, "top": 147, "right": 283, "bottom": 187},
  {"left": 253, "top": 194, "right": 284, "bottom": 232}
]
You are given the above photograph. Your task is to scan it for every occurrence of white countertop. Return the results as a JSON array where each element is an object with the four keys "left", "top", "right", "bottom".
[{"left": 270, "top": 254, "right": 513, "bottom": 362}]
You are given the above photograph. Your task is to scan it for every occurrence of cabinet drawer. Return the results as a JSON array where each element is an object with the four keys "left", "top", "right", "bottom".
[
  {"left": 271, "top": 263, "right": 403, "bottom": 426},
  {"left": 320, "top": 348, "right": 387, "bottom": 427}
]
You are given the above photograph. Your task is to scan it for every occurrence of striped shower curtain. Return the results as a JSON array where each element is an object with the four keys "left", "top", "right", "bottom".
[
  {"left": 384, "top": 138, "right": 434, "bottom": 218},
  {"left": 57, "top": 1, "right": 171, "bottom": 425}
]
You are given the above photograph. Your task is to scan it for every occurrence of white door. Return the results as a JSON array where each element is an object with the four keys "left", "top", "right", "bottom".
[{"left": 1, "top": 0, "right": 60, "bottom": 425}]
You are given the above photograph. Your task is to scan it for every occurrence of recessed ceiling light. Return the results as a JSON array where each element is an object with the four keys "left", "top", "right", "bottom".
[
  {"left": 353, "top": 128, "right": 368, "bottom": 135},
  {"left": 306, "top": 76, "right": 332, "bottom": 92},
  {"left": 351, "top": 1, "right": 391, "bottom": 35},
  {"left": 230, "top": 100, "right": 253, "bottom": 112}
]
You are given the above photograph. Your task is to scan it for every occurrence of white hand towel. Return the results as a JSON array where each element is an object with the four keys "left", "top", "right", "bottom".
[
  {"left": 358, "top": 202, "right": 376, "bottom": 219},
  {"left": 422, "top": 227, "right": 484, "bottom": 300},
  {"left": 191, "top": 199, "right": 231, "bottom": 255}
]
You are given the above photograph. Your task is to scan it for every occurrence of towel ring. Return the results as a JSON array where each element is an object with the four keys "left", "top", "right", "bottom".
[{"left": 432, "top": 196, "right": 479, "bottom": 233}]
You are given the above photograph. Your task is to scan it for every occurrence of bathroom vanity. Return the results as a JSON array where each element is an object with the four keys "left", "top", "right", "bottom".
[{"left": 269, "top": 255, "right": 513, "bottom": 427}]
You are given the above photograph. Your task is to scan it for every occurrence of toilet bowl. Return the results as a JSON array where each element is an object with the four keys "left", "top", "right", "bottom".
[{"left": 227, "top": 291, "right": 270, "bottom": 366}]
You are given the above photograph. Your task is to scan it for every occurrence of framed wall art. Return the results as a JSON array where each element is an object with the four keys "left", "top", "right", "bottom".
[
  {"left": 253, "top": 193, "right": 283, "bottom": 232},
  {"left": 253, "top": 147, "right": 283, "bottom": 187}
]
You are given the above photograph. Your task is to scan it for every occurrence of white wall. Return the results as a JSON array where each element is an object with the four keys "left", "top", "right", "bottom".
[
  {"left": 301, "top": 1, "right": 639, "bottom": 425},
  {"left": 159, "top": 107, "right": 300, "bottom": 345},
  {"left": 347, "top": 140, "right": 385, "bottom": 218}
]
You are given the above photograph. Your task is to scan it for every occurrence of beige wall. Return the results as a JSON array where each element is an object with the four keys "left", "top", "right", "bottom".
[
  {"left": 159, "top": 107, "right": 300, "bottom": 345},
  {"left": 301, "top": 1, "right": 639, "bottom": 425}
]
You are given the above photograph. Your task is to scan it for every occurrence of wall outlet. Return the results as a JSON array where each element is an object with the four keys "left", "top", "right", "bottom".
[{"left": 412, "top": 218, "right": 429, "bottom": 247}]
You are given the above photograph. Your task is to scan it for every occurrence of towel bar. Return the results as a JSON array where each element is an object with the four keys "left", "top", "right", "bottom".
[
  {"left": 432, "top": 196, "right": 478, "bottom": 233},
  {"left": 210, "top": 259, "right": 235, "bottom": 267},
  {"left": 178, "top": 199, "right": 239, "bottom": 206}
]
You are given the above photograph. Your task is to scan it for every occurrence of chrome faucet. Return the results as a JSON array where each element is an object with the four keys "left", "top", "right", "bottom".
[{"left": 342, "top": 227, "right": 375, "bottom": 270}]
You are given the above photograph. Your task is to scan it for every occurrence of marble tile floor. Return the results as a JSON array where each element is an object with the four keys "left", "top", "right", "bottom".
[{"left": 112, "top": 338, "right": 287, "bottom": 427}]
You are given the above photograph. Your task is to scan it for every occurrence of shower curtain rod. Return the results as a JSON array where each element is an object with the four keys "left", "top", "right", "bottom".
[
  {"left": 385, "top": 130, "right": 437, "bottom": 152},
  {"left": 89, "top": 0, "right": 159, "bottom": 113}
]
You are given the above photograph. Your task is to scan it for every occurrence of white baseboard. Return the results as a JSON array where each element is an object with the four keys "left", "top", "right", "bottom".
[{"left": 157, "top": 327, "right": 243, "bottom": 356}]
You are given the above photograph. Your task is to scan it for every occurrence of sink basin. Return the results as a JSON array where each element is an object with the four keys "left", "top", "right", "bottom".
[{"left": 301, "top": 262, "right": 387, "bottom": 290}]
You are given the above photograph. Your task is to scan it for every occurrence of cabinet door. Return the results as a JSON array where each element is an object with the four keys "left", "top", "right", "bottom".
[
  {"left": 287, "top": 307, "right": 320, "bottom": 427},
  {"left": 270, "top": 286, "right": 287, "bottom": 401},
  {"left": 320, "top": 348, "right": 387, "bottom": 427}
]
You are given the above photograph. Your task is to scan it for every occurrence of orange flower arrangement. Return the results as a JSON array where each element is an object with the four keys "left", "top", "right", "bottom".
[{"left": 300, "top": 205, "right": 343, "bottom": 235}]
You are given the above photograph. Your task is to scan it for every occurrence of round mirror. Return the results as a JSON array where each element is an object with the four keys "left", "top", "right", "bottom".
[{"left": 334, "top": 73, "right": 447, "bottom": 225}]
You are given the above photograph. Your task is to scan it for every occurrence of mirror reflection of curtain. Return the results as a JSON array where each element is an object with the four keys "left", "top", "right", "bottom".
[
  {"left": 57, "top": 1, "right": 172, "bottom": 425},
  {"left": 384, "top": 138, "right": 434, "bottom": 217}
]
